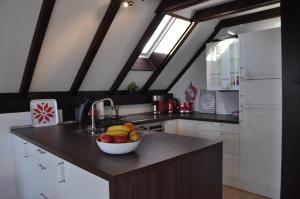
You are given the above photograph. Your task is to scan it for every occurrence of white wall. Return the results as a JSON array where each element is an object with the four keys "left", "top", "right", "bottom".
[
  {"left": 118, "top": 104, "right": 152, "bottom": 115},
  {"left": 170, "top": 18, "right": 281, "bottom": 114}
]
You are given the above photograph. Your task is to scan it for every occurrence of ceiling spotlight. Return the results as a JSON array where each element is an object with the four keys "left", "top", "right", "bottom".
[{"left": 123, "top": 0, "right": 134, "bottom": 8}]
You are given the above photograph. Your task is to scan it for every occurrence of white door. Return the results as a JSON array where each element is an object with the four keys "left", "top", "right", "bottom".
[
  {"left": 240, "top": 79, "right": 282, "bottom": 109},
  {"left": 177, "top": 120, "right": 194, "bottom": 137},
  {"left": 239, "top": 28, "right": 281, "bottom": 80},
  {"left": 240, "top": 108, "right": 281, "bottom": 190}
]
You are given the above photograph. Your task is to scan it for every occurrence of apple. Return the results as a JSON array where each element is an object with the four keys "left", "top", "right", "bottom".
[
  {"left": 113, "top": 135, "right": 128, "bottom": 143},
  {"left": 99, "top": 134, "right": 113, "bottom": 143},
  {"left": 129, "top": 131, "right": 141, "bottom": 142}
]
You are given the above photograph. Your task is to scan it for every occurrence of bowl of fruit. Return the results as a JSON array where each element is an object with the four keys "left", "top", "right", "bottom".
[{"left": 96, "top": 123, "right": 141, "bottom": 155}]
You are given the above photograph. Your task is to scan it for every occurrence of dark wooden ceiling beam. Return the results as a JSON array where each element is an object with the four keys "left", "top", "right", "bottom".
[
  {"left": 167, "top": 7, "right": 281, "bottom": 91},
  {"left": 218, "top": 7, "right": 281, "bottom": 29},
  {"left": 109, "top": 13, "right": 165, "bottom": 94},
  {"left": 141, "top": 22, "right": 197, "bottom": 92},
  {"left": 69, "top": 0, "right": 122, "bottom": 96},
  {"left": 18, "top": 0, "right": 56, "bottom": 97},
  {"left": 156, "top": 0, "right": 210, "bottom": 14},
  {"left": 192, "top": 0, "right": 280, "bottom": 22}
]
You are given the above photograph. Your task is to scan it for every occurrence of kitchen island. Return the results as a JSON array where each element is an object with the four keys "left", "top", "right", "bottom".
[{"left": 11, "top": 123, "right": 222, "bottom": 199}]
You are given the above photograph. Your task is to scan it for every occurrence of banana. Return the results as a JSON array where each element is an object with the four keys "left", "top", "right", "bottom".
[
  {"left": 107, "top": 125, "right": 130, "bottom": 133},
  {"left": 105, "top": 131, "right": 129, "bottom": 136}
]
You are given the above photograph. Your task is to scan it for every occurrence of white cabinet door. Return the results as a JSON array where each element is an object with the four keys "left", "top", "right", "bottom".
[
  {"left": 164, "top": 120, "right": 178, "bottom": 134},
  {"left": 207, "top": 42, "right": 225, "bottom": 90},
  {"left": 177, "top": 119, "right": 195, "bottom": 137},
  {"left": 223, "top": 152, "right": 239, "bottom": 178},
  {"left": 207, "top": 38, "right": 239, "bottom": 91},
  {"left": 239, "top": 28, "right": 281, "bottom": 80},
  {"left": 240, "top": 108, "right": 281, "bottom": 188},
  {"left": 13, "top": 136, "right": 31, "bottom": 199},
  {"left": 63, "top": 162, "right": 109, "bottom": 199},
  {"left": 240, "top": 79, "right": 282, "bottom": 109}
]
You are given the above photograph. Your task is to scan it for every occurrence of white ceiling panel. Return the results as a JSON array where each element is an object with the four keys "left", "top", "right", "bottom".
[
  {"left": 30, "top": 0, "right": 110, "bottom": 92},
  {"left": 0, "top": 0, "right": 42, "bottom": 93},
  {"left": 79, "top": 0, "right": 161, "bottom": 91},
  {"left": 150, "top": 20, "right": 219, "bottom": 90},
  {"left": 119, "top": 71, "right": 153, "bottom": 91}
]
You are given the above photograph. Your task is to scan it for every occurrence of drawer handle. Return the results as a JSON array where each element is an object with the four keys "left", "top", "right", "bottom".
[
  {"left": 58, "top": 162, "right": 66, "bottom": 183},
  {"left": 40, "top": 193, "right": 48, "bottom": 199},
  {"left": 36, "top": 149, "right": 46, "bottom": 154},
  {"left": 38, "top": 163, "right": 47, "bottom": 171},
  {"left": 23, "top": 143, "right": 29, "bottom": 158}
]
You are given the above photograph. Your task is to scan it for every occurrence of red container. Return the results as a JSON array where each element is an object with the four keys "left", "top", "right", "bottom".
[{"left": 167, "top": 99, "right": 175, "bottom": 113}]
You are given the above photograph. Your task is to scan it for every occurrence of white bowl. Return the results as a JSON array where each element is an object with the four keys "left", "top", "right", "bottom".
[{"left": 96, "top": 139, "right": 141, "bottom": 155}]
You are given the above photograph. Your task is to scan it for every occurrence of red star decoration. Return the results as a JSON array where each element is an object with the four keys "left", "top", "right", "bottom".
[{"left": 32, "top": 103, "right": 55, "bottom": 124}]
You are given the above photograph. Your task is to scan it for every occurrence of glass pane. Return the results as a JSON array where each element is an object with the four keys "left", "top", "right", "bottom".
[
  {"left": 141, "top": 15, "right": 172, "bottom": 55},
  {"left": 154, "top": 18, "right": 191, "bottom": 54}
]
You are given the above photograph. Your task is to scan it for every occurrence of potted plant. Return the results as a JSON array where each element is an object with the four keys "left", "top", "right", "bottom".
[{"left": 127, "top": 81, "right": 140, "bottom": 94}]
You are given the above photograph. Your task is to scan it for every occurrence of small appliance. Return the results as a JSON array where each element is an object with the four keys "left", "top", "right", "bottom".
[{"left": 152, "top": 95, "right": 166, "bottom": 114}]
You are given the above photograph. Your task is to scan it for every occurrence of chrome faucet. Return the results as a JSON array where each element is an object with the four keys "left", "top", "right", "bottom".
[{"left": 87, "top": 98, "right": 117, "bottom": 134}]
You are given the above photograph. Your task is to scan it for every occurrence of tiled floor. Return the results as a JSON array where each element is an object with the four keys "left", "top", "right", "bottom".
[{"left": 223, "top": 186, "right": 270, "bottom": 199}]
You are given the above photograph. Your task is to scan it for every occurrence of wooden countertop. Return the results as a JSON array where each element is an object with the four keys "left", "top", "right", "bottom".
[{"left": 11, "top": 123, "right": 220, "bottom": 182}]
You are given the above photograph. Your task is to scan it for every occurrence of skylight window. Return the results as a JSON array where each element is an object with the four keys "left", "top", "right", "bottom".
[{"left": 140, "top": 15, "right": 192, "bottom": 58}]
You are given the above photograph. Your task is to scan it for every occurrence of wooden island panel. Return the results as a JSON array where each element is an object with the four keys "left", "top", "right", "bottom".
[{"left": 110, "top": 143, "right": 222, "bottom": 199}]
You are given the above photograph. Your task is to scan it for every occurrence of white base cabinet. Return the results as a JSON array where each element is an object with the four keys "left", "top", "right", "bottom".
[
  {"left": 194, "top": 121, "right": 240, "bottom": 180},
  {"left": 177, "top": 119, "right": 195, "bottom": 137},
  {"left": 164, "top": 119, "right": 240, "bottom": 184},
  {"left": 13, "top": 135, "right": 109, "bottom": 199},
  {"left": 163, "top": 120, "right": 178, "bottom": 134}
]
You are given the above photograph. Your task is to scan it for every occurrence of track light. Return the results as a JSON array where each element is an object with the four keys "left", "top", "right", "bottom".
[{"left": 123, "top": 0, "right": 134, "bottom": 7}]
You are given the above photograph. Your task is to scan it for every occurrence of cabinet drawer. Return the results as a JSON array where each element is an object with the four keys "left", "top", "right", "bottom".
[
  {"left": 195, "top": 130, "right": 239, "bottom": 154},
  {"left": 28, "top": 157, "right": 61, "bottom": 199},
  {"left": 223, "top": 152, "right": 239, "bottom": 178},
  {"left": 28, "top": 143, "right": 63, "bottom": 171},
  {"left": 197, "top": 121, "right": 239, "bottom": 133}
]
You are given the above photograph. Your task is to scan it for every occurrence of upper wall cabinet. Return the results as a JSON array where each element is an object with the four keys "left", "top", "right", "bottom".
[
  {"left": 206, "top": 38, "right": 239, "bottom": 91},
  {"left": 239, "top": 28, "right": 281, "bottom": 80}
]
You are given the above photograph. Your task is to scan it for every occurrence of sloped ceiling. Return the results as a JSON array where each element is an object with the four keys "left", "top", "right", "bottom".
[
  {"left": 30, "top": 0, "right": 110, "bottom": 92},
  {"left": 0, "top": 0, "right": 42, "bottom": 93},
  {"left": 80, "top": 0, "right": 160, "bottom": 91},
  {"left": 0, "top": 0, "right": 280, "bottom": 95}
]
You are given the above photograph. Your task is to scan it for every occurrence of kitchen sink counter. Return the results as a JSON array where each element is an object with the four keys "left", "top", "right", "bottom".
[
  {"left": 123, "top": 111, "right": 239, "bottom": 125},
  {"left": 11, "top": 123, "right": 221, "bottom": 181},
  {"left": 11, "top": 123, "right": 222, "bottom": 199}
]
